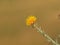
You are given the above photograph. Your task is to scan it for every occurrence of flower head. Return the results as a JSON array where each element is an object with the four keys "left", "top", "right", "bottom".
[{"left": 26, "top": 16, "right": 37, "bottom": 26}]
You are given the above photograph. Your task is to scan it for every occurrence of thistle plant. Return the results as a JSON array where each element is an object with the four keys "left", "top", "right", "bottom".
[{"left": 26, "top": 15, "right": 60, "bottom": 45}]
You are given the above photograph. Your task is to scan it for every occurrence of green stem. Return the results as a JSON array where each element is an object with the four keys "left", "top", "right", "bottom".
[{"left": 34, "top": 24, "right": 60, "bottom": 45}]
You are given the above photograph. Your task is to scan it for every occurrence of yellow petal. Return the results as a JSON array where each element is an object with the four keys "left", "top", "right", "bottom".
[{"left": 26, "top": 16, "right": 37, "bottom": 26}]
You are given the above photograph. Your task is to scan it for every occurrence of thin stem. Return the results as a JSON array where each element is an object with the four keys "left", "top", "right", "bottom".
[{"left": 34, "top": 24, "right": 60, "bottom": 45}]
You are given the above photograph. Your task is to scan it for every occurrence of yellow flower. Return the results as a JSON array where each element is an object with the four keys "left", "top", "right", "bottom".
[{"left": 26, "top": 16, "right": 37, "bottom": 26}]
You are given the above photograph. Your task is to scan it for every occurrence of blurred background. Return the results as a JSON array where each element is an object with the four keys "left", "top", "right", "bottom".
[{"left": 0, "top": 0, "right": 60, "bottom": 45}]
